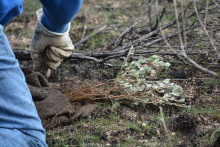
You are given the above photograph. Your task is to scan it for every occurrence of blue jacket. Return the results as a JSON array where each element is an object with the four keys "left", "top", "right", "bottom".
[
  {"left": 0, "top": 0, "right": 82, "bottom": 146},
  {"left": 0, "top": 0, "right": 23, "bottom": 26},
  {"left": 0, "top": 0, "right": 83, "bottom": 32}
]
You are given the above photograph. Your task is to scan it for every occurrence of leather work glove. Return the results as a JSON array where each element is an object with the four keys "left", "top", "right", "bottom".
[{"left": 31, "top": 9, "right": 74, "bottom": 77}]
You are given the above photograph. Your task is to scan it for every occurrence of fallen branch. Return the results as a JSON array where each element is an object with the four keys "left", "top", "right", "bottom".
[{"left": 14, "top": 49, "right": 209, "bottom": 63}]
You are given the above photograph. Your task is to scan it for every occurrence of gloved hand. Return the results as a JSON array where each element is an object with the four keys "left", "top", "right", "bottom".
[{"left": 31, "top": 9, "right": 74, "bottom": 74}]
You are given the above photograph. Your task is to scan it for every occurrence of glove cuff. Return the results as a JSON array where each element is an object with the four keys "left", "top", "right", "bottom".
[{"left": 36, "top": 9, "right": 71, "bottom": 36}]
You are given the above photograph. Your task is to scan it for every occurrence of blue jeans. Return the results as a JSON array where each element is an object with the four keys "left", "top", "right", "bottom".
[{"left": 0, "top": 25, "right": 47, "bottom": 146}]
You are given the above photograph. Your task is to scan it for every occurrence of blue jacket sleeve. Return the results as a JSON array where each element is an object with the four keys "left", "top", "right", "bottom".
[
  {"left": 0, "top": 0, "right": 23, "bottom": 25},
  {"left": 40, "top": 0, "right": 83, "bottom": 33}
]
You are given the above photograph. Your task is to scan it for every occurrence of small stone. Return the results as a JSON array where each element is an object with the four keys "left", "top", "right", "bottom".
[
  {"left": 156, "top": 130, "right": 160, "bottom": 136},
  {"left": 142, "top": 123, "right": 147, "bottom": 127},
  {"left": 150, "top": 70, "right": 157, "bottom": 77},
  {"left": 171, "top": 132, "right": 176, "bottom": 136}
]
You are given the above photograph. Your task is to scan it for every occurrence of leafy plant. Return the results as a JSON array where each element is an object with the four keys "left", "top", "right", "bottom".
[{"left": 117, "top": 54, "right": 188, "bottom": 107}]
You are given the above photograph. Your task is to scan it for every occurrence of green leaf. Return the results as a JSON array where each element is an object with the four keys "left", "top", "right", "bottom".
[
  {"left": 134, "top": 102, "right": 139, "bottom": 106},
  {"left": 114, "top": 102, "right": 121, "bottom": 107},
  {"left": 163, "top": 79, "right": 170, "bottom": 84},
  {"left": 142, "top": 65, "right": 152, "bottom": 72},
  {"left": 158, "top": 82, "right": 166, "bottom": 88},
  {"left": 144, "top": 90, "right": 151, "bottom": 94},
  {"left": 153, "top": 102, "right": 159, "bottom": 106},
  {"left": 144, "top": 99, "right": 150, "bottom": 102},
  {"left": 124, "top": 82, "right": 131, "bottom": 88},
  {"left": 148, "top": 55, "right": 160, "bottom": 62},
  {"left": 138, "top": 58, "right": 147, "bottom": 64},
  {"left": 171, "top": 86, "right": 183, "bottom": 96},
  {"left": 141, "top": 103, "right": 147, "bottom": 107},
  {"left": 139, "top": 79, "right": 147, "bottom": 84},
  {"left": 153, "top": 85, "right": 159, "bottom": 89},
  {"left": 175, "top": 98, "right": 185, "bottom": 104},
  {"left": 158, "top": 90, "right": 165, "bottom": 93},
  {"left": 130, "top": 61, "right": 140, "bottom": 68},
  {"left": 163, "top": 62, "right": 171, "bottom": 69},
  {"left": 163, "top": 93, "right": 168, "bottom": 98},
  {"left": 137, "top": 86, "right": 144, "bottom": 91},
  {"left": 146, "top": 84, "right": 152, "bottom": 88},
  {"left": 146, "top": 90, "right": 152, "bottom": 95},
  {"left": 131, "top": 69, "right": 139, "bottom": 78}
]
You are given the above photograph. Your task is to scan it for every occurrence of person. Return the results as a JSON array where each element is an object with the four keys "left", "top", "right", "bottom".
[{"left": 0, "top": 0, "right": 83, "bottom": 146}]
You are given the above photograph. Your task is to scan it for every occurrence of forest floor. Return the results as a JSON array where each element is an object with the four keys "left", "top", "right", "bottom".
[{"left": 5, "top": 0, "right": 220, "bottom": 146}]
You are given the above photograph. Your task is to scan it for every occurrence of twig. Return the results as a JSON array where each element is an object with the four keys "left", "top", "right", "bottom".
[
  {"left": 155, "top": 0, "right": 220, "bottom": 77},
  {"left": 114, "top": 22, "right": 139, "bottom": 48},
  {"left": 81, "top": 7, "right": 87, "bottom": 40},
  {"left": 134, "top": 25, "right": 196, "bottom": 51},
  {"left": 113, "top": 19, "right": 178, "bottom": 51},
  {"left": 159, "top": 106, "right": 171, "bottom": 142},
  {"left": 74, "top": 25, "right": 118, "bottom": 47},
  {"left": 105, "top": 0, "right": 121, "bottom": 23},
  {"left": 149, "top": 0, "right": 153, "bottom": 30},
  {"left": 155, "top": 0, "right": 178, "bottom": 56},
  {"left": 204, "top": 0, "right": 209, "bottom": 28},
  {"left": 211, "top": 126, "right": 220, "bottom": 139},
  {"left": 186, "top": 57, "right": 219, "bottom": 77},
  {"left": 180, "top": 0, "right": 188, "bottom": 47},
  {"left": 69, "top": 53, "right": 102, "bottom": 63},
  {"left": 193, "top": 0, "right": 220, "bottom": 59},
  {"left": 213, "top": 0, "right": 220, "bottom": 8},
  {"left": 173, "top": 0, "right": 185, "bottom": 55},
  {"left": 113, "top": 0, "right": 155, "bottom": 48}
]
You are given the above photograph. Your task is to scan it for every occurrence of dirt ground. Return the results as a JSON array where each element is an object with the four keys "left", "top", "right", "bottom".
[{"left": 5, "top": 0, "right": 220, "bottom": 146}]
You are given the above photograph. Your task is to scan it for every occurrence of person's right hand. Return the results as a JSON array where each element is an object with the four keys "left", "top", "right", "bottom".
[{"left": 31, "top": 9, "right": 74, "bottom": 73}]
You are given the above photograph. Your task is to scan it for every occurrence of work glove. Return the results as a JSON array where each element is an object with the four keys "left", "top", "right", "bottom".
[{"left": 31, "top": 9, "right": 74, "bottom": 76}]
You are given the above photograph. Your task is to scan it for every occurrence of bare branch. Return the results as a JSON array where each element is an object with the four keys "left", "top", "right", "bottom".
[
  {"left": 74, "top": 25, "right": 119, "bottom": 47},
  {"left": 193, "top": 0, "right": 220, "bottom": 59}
]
